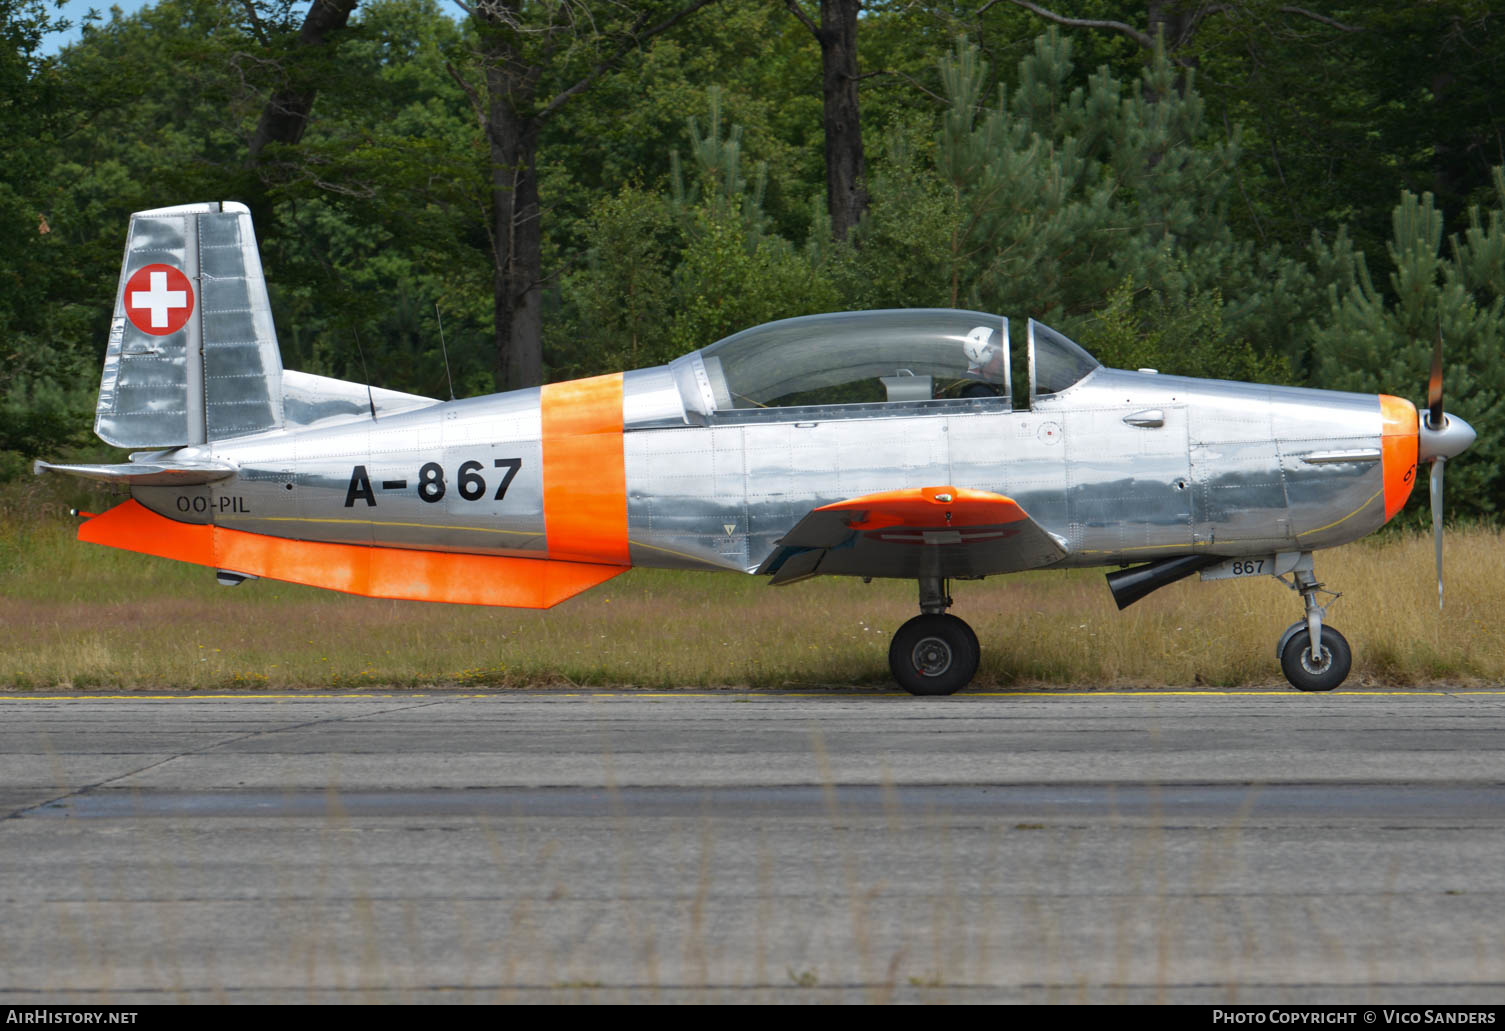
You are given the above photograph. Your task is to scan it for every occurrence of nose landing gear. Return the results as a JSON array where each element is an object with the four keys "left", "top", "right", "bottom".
[
  {"left": 889, "top": 577, "right": 980, "bottom": 696},
  {"left": 1276, "top": 555, "right": 1351, "bottom": 692}
]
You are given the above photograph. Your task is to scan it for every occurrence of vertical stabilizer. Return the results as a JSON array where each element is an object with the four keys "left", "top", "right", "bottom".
[{"left": 95, "top": 201, "right": 284, "bottom": 448}]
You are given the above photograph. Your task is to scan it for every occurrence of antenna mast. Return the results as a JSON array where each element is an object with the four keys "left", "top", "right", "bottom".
[
  {"left": 352, "top": 327, "right": 377, "bottom": 421},
  {"left": 436, "top": 303, "right": 457, "bottom": 402}
]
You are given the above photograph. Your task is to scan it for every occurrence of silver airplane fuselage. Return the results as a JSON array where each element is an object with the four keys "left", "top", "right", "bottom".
[{"left": 132, "top": 364, "right": 1407, "bottom": 574}]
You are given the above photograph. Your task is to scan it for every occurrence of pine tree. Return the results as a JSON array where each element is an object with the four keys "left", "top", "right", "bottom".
[
  {"left": 546, "top": 90, "right": 847, "bottom": 375},
  {"left": 857, "top": 31, "right": 1321, "bottom": 378},
  {"left": 1311, "top": 171, "right": 1505, "bottom": 517}
]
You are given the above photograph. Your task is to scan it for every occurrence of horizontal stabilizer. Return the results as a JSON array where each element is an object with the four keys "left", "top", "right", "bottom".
[
  {"left": 35, "top": 457, "right": 236, "bottom": 487},
  {"left": 759, "top": 486, "right": 1068, "bottom": 584},
  {"left": 76, "top": 500, "right": 625, "bottom": 609}
]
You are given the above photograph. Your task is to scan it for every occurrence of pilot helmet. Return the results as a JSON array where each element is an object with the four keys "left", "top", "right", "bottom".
[{"left": 963, "top": 326, "right": 996, "bottom": 365}]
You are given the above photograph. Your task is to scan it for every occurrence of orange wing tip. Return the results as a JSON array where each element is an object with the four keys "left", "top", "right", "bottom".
[
  {"left": 816, "top": 486, "right": 1030, "bottom": 530},
  {"left": 1378, "top": 394, "right": 1419, "bottom": 523},
  {"left": 79, "top": 500, "right": 626, "bottom": 609}
]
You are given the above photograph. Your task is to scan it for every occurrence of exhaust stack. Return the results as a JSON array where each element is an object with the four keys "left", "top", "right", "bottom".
[{"left": 1106, "top": 555, "right": 1222, "bottom": 611}]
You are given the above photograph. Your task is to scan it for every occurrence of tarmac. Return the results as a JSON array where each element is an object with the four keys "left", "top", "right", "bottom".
[{"left": 2, "top": 688, "right": 1503, "bottom": 1003}]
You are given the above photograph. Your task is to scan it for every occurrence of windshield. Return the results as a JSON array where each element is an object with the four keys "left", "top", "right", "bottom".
[
  {"left": 1029, "top": 319, "right": 1100, "bottom": 399},
  {"left": 687, "top": 309, "right": 1011, "bottom": 410}
]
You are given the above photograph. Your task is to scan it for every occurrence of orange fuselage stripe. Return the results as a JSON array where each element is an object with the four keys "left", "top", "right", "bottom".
[
  {"left": 1378, "top": 394, "right": 1419, "bottom": 523},
  {"left": 78, "top": 499, "right": 624, "bottom": 608},
  {"left": 540, "top": 373, "right": 631, "bottom": 565}
]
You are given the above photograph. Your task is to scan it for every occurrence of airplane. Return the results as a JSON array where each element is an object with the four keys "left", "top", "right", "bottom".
[{"left": 37, "top": 201, "right": 1477, "bottom": 695}]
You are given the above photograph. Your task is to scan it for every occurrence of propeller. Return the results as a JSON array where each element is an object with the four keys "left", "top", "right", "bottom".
[
  {"left": 1418, "top": 326, "right": 1477, "bottom": 609},
  {"left": 1428, "top": 329, "right": 1445, "bottom": 430},
  {"left": 1430, "top": 456, "right": 1445, "bottom": 608},
  {"left": 1429, "top": 330, "right": 1445, "bottom": 609}
]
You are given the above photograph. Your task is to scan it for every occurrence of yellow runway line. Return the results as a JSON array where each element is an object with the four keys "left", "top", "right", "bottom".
[
  {"left": 977, "top": 690, "right": 1444, "bottom": 697},
  {"left": 2, "top": 688, "right": 1504, "bottom": 702},
  {"left": 0, "top": 693, "right": 400, "bottom": 701}
]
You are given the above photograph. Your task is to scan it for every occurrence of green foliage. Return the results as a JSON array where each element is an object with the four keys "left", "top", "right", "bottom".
[
  {"left": 546, "top": 185, "right": 680, "bottom": 377},
  {"left": 1350, "top": 1, "right": 1505, "bottom": 245},
  {"left": 854, "top": 31, "right": 1324, "bottom": 370},
  {"left": 254, "top": 0, "right": 494, "bottom": 395},
  {"left": 665, "top": 204, "right": 844, "bottom": 356},
  {"left": 1312, "top": 171, "right": 1505, "bottom": 517},
  {"left": 1137, "top": 1, "right": 1396, "bottom": 259},
  {"left": 1079, "top": 276, "right": 1290, "bottom": 383},
  {"left": 548, "top": 90, "right": 848, "bottom": 372},
  {"left": 0, "top": 0, "right": 100, "bottom": 474},
  {"left": 538, "top": 1, "right": 822, "bottom": 257},
  {"left": 664, "top": 90, "right": 845, "bottom": 351},
  {"left": 670, "top": 88, "right": 771, "bottom": 236},
  {"left": 37, "top": 0, "right": 493, "bottom": 403},
  {"left": 5, "top": 0, "right": 1503, "bottom": 521},
  {"left": 0, "top": 360, "right": 96, "bottom": 480}
]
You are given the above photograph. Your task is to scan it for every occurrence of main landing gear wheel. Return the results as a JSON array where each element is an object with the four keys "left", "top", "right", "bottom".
[
  {"left": 1279, "top": 625, "right": 1351, "bottom": 692},
  {"left": 889, "top": 613, "right": 980, "bottom": 696}
]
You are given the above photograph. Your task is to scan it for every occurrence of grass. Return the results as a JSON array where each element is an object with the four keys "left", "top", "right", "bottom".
[{"left": 2, "top": 477, "right": 1503, "bottom": 690}]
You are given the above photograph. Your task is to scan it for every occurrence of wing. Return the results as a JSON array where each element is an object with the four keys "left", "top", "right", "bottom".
[{"left": 756, "top": 486, "right": 1068, "bottom": 585}]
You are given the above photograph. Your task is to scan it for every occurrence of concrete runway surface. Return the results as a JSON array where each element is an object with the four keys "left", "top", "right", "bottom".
[{"left": 2, "top": 689, "right": 1504, "bottom": 1004}]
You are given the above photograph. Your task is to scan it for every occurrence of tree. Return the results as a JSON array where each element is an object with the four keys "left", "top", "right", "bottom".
[
  {"left": 0, "top": 0, "right": 99, "bottom": 474},
  {"left": 783, "top": 0, "right": 867, "bottom": 241},
  {"left": 545, "top": 89, "right": 849, "bottom": 375},
  {"left": 1354, "top": 2, "right": 1505, "bottom": 230},
  {"left": 251, "top": 0, "right": 496, "bottom": 395},
  {"left": 993, "top": 1, "right": 1360, "bottom": 65},
  {"left": 990, "top": 1, "right": 1505, "bottom": 266},
  {"left": 35, "top": 0, "right": 496, "bottom": 404},
  {"left": 1311, "top": 172, "right": 1505, "bottom": 518},
  {"left": 1077, "top": 274, "right": 1288, "bottom": 383},
  {"left": 663, "top": 89, "right": 846, "bottom": 352},
  {"left": 856, "top": 32, "right": 1319, "bottom": 349},
  {"left": 454, "top": 0, "right": 720, "bottom": 390},
  {"left": 246, "top": 0, "right": 363, "bottom": 163}
]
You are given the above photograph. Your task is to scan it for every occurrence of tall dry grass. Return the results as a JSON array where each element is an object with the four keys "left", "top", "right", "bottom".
[{"left": 2, "top": 495, "right": 1502, "bottom": 689}]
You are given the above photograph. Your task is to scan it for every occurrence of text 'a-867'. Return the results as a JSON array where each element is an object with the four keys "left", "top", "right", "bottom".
[{"left": 344, "top": 459, "right": 523, "bottom": 507}]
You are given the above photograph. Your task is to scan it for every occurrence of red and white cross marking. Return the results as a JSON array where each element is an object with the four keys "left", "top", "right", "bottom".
[{"left": 123, "top": 263, "right": 194, "bottom": 336}]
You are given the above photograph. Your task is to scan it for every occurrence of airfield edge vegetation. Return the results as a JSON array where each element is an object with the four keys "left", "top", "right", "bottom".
[{"left": 4, "top": 493, "right": 1503, "bottom": 691}]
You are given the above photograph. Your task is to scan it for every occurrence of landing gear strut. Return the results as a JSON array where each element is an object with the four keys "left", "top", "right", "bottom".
[
  {"left": 889, "top": 577, "right": 980, "bottom": 696},
  {"left": 1275, "top": 554, "right": 1351, "bottom": 692}
]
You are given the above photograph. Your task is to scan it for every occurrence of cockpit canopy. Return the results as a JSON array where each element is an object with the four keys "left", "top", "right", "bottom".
[{"left": 668, "top": 309, "right": 1098, "bottom": 418}]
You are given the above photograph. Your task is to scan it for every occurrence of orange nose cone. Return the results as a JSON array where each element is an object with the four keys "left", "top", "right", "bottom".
[{"left": 1379, "top": 394, "right": 1419, "bottom": 522}]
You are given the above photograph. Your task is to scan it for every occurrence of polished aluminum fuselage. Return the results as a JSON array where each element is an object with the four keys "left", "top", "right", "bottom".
[{"left": 133, "top": 363, "right": 1390, "bottom": 576}]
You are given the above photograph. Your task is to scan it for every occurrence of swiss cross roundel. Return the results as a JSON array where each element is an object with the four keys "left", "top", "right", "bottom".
[{"left": 123, "top": 263, "right": 195, "bottom": 336}]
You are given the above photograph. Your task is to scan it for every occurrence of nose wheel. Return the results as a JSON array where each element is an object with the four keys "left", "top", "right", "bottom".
[
  {"left": 1275, "top": 554, "right": 1351, "bottom": 691},
  {"left": 1279, "top": 624, "right": 1351, "bottom": 692},
  {"left": 889, "top": 577, "right": 980, "bottom": 695}
]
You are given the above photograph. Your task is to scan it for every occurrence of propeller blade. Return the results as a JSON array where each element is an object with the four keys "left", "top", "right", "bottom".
[
  {"left": 1428, "top": 327, "right": 1444, "bottom": 429},
  {"left": 1431, "top": 457, "right": 1445, "bottom": 609}
]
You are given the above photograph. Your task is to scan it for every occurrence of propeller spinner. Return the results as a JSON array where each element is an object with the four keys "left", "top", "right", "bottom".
[{"left": 1416, "top": 331, "right": 1477, "bottom": 608}]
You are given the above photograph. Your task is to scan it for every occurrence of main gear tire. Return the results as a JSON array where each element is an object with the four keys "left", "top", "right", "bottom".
[{"left": 889, "top": 614, "right": 980, "bottom": 696}]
